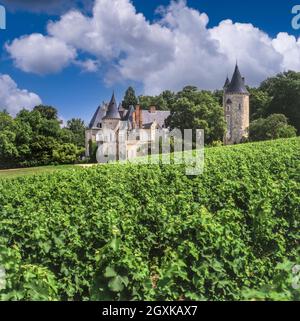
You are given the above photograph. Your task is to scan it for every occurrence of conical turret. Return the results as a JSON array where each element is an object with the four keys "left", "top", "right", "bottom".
[
  {"left": 103, "top": 92, "right": 121, "bottom": 119},
  {"left": 223, "top": 76, "right": 230, "bottom": 89},
  {"left": 226, "top": 64, "right": 249, "bottom": 94}
]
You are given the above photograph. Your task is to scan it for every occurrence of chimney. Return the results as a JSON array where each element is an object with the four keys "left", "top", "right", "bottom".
[
  {"left": 135, "top": 105, "right": 141, "bottom": 129},
  {"left": 149, "top": 106, "right": 156, "bottom": 113},
  {"left": 132, "top": 110, "right": 136, "bottom": 128}
]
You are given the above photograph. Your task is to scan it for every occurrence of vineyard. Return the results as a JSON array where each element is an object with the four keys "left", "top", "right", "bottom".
[{"left": 0, "top": 138, "right": 299, "bottom": 300}]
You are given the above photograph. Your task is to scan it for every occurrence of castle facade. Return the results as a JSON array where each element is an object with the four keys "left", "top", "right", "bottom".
[
  {"left": 85, "top": 65, "right": 250, "bottom": 161},
  {"left": 85, "top": 94, "right": 170, "bottom": 161}
]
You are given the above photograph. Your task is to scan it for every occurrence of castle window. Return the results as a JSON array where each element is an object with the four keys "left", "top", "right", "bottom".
[
  {"left": 239, "top": 104, "right": 242, "bottom": 111},
  {"left": 97, "top": 122, "right": 102, "bottom": 128},
  {"left": 227, "top": 105, "right": 230, "bottom": 112}
]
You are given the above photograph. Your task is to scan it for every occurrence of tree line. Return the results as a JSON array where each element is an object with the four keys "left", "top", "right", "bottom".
[
  {"left": 124, "top": 71, "right": 299, "bottom": 145},
  {"left": 1, "top": 70, "right": 299, "bottom": 168},
  {"left": 0, "top": 106, "right": 85, "bottom": 169}
]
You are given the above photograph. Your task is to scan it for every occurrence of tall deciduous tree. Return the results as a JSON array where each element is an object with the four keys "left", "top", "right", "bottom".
[
  {"left": 66, "top": 118, "right": 85, "bottom": 147},
  {"left": 33, "top": 105, "right": 58, "bottom": 120},
  {"left": 167, "top": 87, "right": 226, "bottom": 145},
  {"left": 0, "top": 107, "right": 85, "bottom": 169},
  {"left": 260, "top": 71, "right": 300, "bottom": 134},
  {"left": 139, "top": 90, "right": 175, "bottom": 110},
  {"left": 248, "top": 87, "right": 272, "bottom": 121}
]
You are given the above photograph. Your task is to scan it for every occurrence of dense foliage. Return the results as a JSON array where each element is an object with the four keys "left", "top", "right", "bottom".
[
  {"left": 166, "top": 86, "right": 226, "bottom": 145},
  {"left": 0, "top": 138, "right": 299, "bottom": 301},
  {"left": 139, "top": 90, "right": 176, "bottom": 111},
  {"left": 249, "top": 114, "right": 297, "bottom": 142},
  {"left": 0, "top": 106, "right": 85, "bottom": 169},
  {"left": 135, "top": 71, "right": 300, "bottom": 142},
  {"left": 260, "top": 71, "right": 300, "bottom": 134}
]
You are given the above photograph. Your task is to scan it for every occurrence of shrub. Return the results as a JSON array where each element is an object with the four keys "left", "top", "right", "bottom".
[{"left": 249, "top": 114, "right": 297, "bottom": 142}]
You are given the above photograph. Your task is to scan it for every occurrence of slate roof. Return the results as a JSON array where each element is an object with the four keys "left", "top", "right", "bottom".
[
  {"left": 88, "top": 103, "right": 107, "bottom": 129},
  {"left": 88, "top": 94, "right": 171, "bottom": 130},
  {"left": 123, "top": 105, "right": 135, "bottom": 122},
  {"left": 141, "top": 110, "right": 170, "bottom": 128},
  {"left": 103, "top": 93, "right": 121, "bottom": 120},
  {"left": 223, "top": 76, "right": 230, "bottom": 89},
  {"left": 226, "top": 64, "right": 249, "bottom": 95}
]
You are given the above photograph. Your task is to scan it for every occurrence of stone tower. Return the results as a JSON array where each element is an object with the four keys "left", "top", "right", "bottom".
[{"left": 223, "top": 64, "right": 250, "bottom": 145}]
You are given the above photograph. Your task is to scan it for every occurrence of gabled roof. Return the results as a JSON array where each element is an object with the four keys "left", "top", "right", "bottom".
[
  {"left": 226, "top": 64, "right": 249, "bottom": 95},
  {"left": 103, "top": 93, "right": 121, "bottom": 120},
  {"left": 88, "top": 103, "right": 107, "bottom": 128}
]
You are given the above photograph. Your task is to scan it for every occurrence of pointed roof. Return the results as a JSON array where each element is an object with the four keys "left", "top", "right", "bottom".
[
  {"left": 226, "top": 64, "right": 249, "bottom": 94},
  {"left": 123, "top": 105, "right": 135, "bottom": 122},
  {"left": 88, "top": 102, "right": 107, "bottom": 128},
  {"left": 103, "top": 93, "right": 121, "bottom": 119},
  {"left": 224, "top": 76, "right": 230, "bottom": 89}
]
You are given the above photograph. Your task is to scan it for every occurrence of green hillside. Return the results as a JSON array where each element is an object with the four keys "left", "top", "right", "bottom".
[{"left": 0, "top": 138, "right": 299, "bottom": 300}]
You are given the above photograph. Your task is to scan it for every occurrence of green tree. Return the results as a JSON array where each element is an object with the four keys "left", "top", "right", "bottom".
[
  {"left": 122, "top": 87, "right": 138, "bottom": 109},
  {"left": 249, "top": 114, "right": 297, "bottom": 142},
  {"left": 213, "top": 90, "right": 224, "bottom": 106},
  {"left": 138, "top": 90, "right": 175, "bottom": 111},
  {"left": 52, "top": 143, "right": 84, "bottom": 164},
  {"left": 0, "top": 107, "right": 85, "bottom": 168},
  {"left": 260, "top": 71, "right": 300, "bottom": 134},
  {"left": 167, "top": 88, "right": 225, "bottom": 145},
  {"left": 138, "top": 95, "right": 153, "bottom": 109},
  {"left": 0, "top": 112, "right": 19, "bottom": 167},
  {"left": 248, "top": 87, "right": 271, "bottom": 121},
  {"left": 66, "top": 118, "right": 85, "bottom": 147},
  {"left": 33, "top": 105, "right": 58, "bottom": 120}
]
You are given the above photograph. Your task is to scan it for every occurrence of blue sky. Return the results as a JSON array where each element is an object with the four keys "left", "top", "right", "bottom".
[{"left": 0, "top": 0, "right": 299, "bottom": 124}]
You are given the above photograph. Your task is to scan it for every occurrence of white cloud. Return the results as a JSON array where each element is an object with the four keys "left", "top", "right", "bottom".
[
  {"left": 74, "top": 59, "right": 100, "bottom": 73},
  {"left": 6, "top": 0, "right": 300, "bottom": 93},
  {"left": 6, "top": 33, "right": 77, "bottom": 75},
  {"left": 272, "top": 32, "right": 300, "bottom": 71},
  {"left": 0, "top": 74, "right": 42, "bottom": 116}
]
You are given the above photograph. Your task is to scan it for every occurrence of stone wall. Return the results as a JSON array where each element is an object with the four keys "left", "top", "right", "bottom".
[{"left": 224, "top": 93, "right": 249, "bottom": 145}]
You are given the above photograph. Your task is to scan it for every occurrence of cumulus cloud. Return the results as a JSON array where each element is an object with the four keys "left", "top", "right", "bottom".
[
  {"left": 6, "top": 34, "right": 77, "bottom": 75},
  {"left": 6, "top": 0, "right": 300, "bottom": 94},
  {"left": 272, "top": 32, "right": 300, "bottom": 71},
  {"left": 0, "top": 74, "right": 42, "bottom": 116}
]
